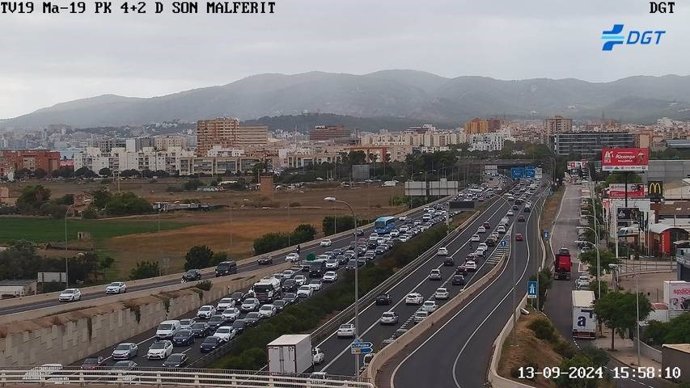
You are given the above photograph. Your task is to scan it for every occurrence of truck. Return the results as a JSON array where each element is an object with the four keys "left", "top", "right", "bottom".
[
  {"left": 267, "top": 334, "right": 314, "bottom": 374},
  {"left": 572, "top": 290, "right": 597, "bottom": 339},
  {"left": 554, "top": 247, "right": 572, "bottom": 280},
  {"left": 253, "top": 277, "right": 281, "bottom": 303}
]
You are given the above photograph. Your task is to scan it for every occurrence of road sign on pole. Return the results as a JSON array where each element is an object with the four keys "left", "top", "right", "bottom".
[
  {"left": 543, "top": 230, "right": 549, "bottom": 240},
  {"left": 500, "top": 240, "right": 507, "bottom": 247},
  {"left": 527, "top": 280, "right": 538, "bottom": 299},
  {"left": 351, "top": 340, "right": 374, "bottom": 355}
]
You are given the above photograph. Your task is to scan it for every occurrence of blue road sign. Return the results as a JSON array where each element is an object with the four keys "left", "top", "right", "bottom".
[
  {"left": 528, "top": 280, "right": 538, "bottom": 299},
  {"left": 511, "top": 167, "right": 525, "bottom": 179},
  {"left": 500, "top": 240, "right": 507, "bottom": 247},
  {"left": 543, "top": 230, "right": 549, "bottom": 240},
  {"left": 360, "top": 347, "right": 373, "bottom": 355},
  {"left": 525, "top": 167, "right": 536, "bottom": 178},
  {"left": 351, "top": 341, "right": 373, "bottom": 349}
]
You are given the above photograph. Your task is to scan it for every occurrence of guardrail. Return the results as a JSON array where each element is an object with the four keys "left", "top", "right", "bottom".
[{"left": 0, "top": 367, "right": 374, "bottom": 387}]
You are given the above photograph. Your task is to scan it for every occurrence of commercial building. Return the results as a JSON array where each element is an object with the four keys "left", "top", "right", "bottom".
[
  {"left": 551, "top": 132, "right": 635, "bottom": 156},
  {"left": 0, "top": 150, "right": 61, "bottom": 176},
  {"left": 309, "top": 125, "right": 351, "bottom": 142},
  {"left": 196, "top": 117, "right": 268, "bottom": 156},
  {"left": 463, "top": 118, "right": 501, "bottom": 134}
]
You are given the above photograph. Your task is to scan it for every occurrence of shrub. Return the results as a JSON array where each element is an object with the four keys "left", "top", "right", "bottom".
[
  {"left": 195, "top": 280, "right": 213, "bottom": 291},
  {"left": 528, "top": 318, "right": 557, "bottom": 343},
  {"left": 553, "top": 340, "right": 577, "bottom": 359}
]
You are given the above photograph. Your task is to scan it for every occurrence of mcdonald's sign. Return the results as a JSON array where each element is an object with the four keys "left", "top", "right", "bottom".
[{"left": 648, "top": 180, "right": 664, "bottom": 202}]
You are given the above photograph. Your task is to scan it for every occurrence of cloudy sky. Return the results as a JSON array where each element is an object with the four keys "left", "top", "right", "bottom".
[{"left": 0, "top": 0, "right": 687, "bottom": 118}]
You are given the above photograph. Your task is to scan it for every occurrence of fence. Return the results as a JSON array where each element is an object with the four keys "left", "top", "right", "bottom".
[
  {"left": 0, "top": 367, "right": 373, "bottom": 387},
  {"left": 617, "top": 259, "right": 676, "bottom": 275}
]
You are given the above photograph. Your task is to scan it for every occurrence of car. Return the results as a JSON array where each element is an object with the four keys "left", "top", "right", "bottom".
[
  {"left": 437, "top": 247, "right": 449, "bottom": 256},
  {"left": 485, "top": 237, "right": 497, "bottom": 247},
  {"left": 196, "top": 305, "right": 216, "bottom": 319},
  {"left": 375, "top": 293, "right": 392, "bottom": 305},
  {"left": 257, "top": 256, "right": 273, "bottom": 265},
  {"left": 297, "top": 285, "right": 314, "bottom": 298},
  {"left": 322, "top": 271, "right": 338, "bottom": 282},
  {"left": 443, "top": 257, "right": 455, "bottom": 266},
  {"left": 422, "top": 300, "right": 437, "bottom": 313},
  {"left": 435, "top": 288, "right": 449, "bottom": 300},
  {"left": 147, "top": 340, "right": 173, "bottom": 359},
  {"left": 112, "top": 342, "right": 138, "bottom": 360},
  {"left": 215, "top": 298, "right": 235, "bottom": 312},
  {"left": 221, "top": 307, "right": 241, "bottom": 321},
  {"left": 375, "top": 245, "right": 387, "bottom": 255},
  {"left": 179, "top": 318, "right": 195, "bottom": 331},
  {"left": 465, "top": 260, "right": 477, "bottom": 272},
  {"left": 111, "top": 360, "right": 137, "bottom": 371},
  {"left": 507, "top": 210, "right": 514, "bottom": 216},
  {"left": 241, "top": 298, "right": 260, "bottom": 312},
  {"left": 392, "top": 328, "right": 408, "bottom": 339},
  {"left": 405, "top": 292, "right": 424, "bottom": 305},
  {"left": 379, "top": 311, "right": 399, "bottom": 325},
  {"left": 576, "top": 275, "right": 590, "bottom": 289},
  {"left": 320, "top": 239, "right": 333, "bottom": 247},
  {"left": 182, "top": 269, "right": 202, "bottom": 282},
  {"left": 325, "top": 258, "right": 339, "bottom": 270},
  {"left": 308, "top": 279, "right": 323, "bottom": 292},
  {"left": 273, "top": 299, "right": 287, "bottom": 312},
  {"left": 337, "top": 323, "right": 356, "bottom": 338},
  {"left": 58, "top": 288, "right": 81, "bottom": 302},
  {"left": 515, "top": 233, "right": 524, "bottom": 241},
  {"left": 428, "top": 269, "right": 442, "bottom": 281},
  {"left": 156, "top": 320, "right": 181, "bottom": 339},
  {"left": 207, "top": 315, "right": 229, "bottom": 331},
  {"left": 259, "top": 304, "right": 277, "bottom": 318},
  {"left": 497, "top": 225, "right": 507, "bottom": 234},
  {"left": 470, "top": 234, "right": 481, "bottom": 242},
  {"left": 364, "top": 251, "right": 376, "bottom": 261},
  {"left": 285, "top": 252, "right": 300, "bottom": 262},
  {"left": 282, "top": 279, "right": 298, "bottom": 292},
  {"left": 456, "top": 265, "right": 468, "bottom": 275},
  {"left": 517, "top": 215, "right": 526, "bottom": 222},
  {"left": 477, "top": 242, "right": 488, "bottom": 251},
  {"left": 313, "top": 347, "right": 325, "bottom": 365},
  {"left": 283, "top": 293, "right": 298, "bottom": 304},
  {"left": 512, "top": 204, "right": 519, "bottom": 210},
  {"left": 190, "top": 322, "right": 210, "bottom": 338},
  {"left": 294, "top": 274, "right": 307, "bottom": 286},
  {"left": 246, "top": 311, "right": 264, "bottom": 326},
  {"left": 477, "top": 226, "right": 486, "bottom": 233},
  {"left": 483, "top": 222, "right": 491, "bottom": 229},
  {"left": 231, "top": 319, "right": 247, "bottom": 334},
  {"left": 162, "top": 353, "right": 188, "bottom": 368},
  {"left": 200, "top": 336, "right": 223, "bottom": 353},
  {"left": 172, "top": 330, "right": 195, "bottom": 346},
  {"left": 213, "top": 326, "right": 236, "bottom": 342},
  {"left": 229, "top": 291, "right": 245, "bottom": 304},
  {"left": 413, "top": 310, "right": 429, "bottom": 324},
  {"left": 81, "top": 356, "right": 105, "bottom": 370},
  {"left": 105, "top": 282, "right": 127, "bottom": 294}
]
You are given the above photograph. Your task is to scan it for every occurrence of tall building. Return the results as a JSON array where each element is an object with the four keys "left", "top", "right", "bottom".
[
  {"left": 0, "top": 150, "right": 61, "bottom": 176},
  {"left": 544, "top": 115, "right": 573, "bottom": 136},
  {"left": 196, "top": 117, "right": 268, "bottom": 156},
  {"left": 551, "top": 132, "right": 635, "bottom": 156},
  {"left": 464, "top": 118, "right": 501, "bottom": 134},
  {"left": 309, "top": 125, "right": 351, "bottom": 142}
]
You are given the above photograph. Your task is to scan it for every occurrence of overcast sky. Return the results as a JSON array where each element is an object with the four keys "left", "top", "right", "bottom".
[{"left": 0, "top": 0, "right": 687, "bottom": 118}]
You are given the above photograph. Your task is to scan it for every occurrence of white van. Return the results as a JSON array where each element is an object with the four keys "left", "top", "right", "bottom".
[{"left": 155, "top": 320, "right": 181, "bottom": 339}]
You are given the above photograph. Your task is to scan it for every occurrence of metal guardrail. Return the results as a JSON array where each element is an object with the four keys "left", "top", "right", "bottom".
[{"left": 0, "top": 367, "right": 373, "bottom": 387}]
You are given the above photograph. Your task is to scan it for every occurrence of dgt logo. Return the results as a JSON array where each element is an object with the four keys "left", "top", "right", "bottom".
[
  {"left": 650, "top": 1, "right": 675, "bottom": 13},
  {"left": 601, "top": 24, "right": 666, "bottom": 51}
]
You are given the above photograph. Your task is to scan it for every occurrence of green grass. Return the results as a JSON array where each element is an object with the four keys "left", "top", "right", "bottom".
[{"left": 0, "top": 217, "right": 189, "bottom": 243}]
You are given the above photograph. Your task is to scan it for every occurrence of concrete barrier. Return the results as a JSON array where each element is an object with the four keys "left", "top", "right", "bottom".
[
  {"left": 635, "top": 340, "right": 663, "bottom": 364},
  {"left": 486, "top": 295, "right": 532, "bottom": 388}
]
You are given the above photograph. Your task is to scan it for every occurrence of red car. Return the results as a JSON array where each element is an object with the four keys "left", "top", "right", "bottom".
[{"left": 515, "top": 233, "right": 524, "bottom": 241}]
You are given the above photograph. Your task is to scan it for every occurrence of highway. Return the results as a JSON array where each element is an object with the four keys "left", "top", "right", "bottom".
[
  {"left": 389, "top": 185, "right": 546, "bottom": 388},
  {"left": 317, "top": 186, "right": 543, "bottom": 376}
]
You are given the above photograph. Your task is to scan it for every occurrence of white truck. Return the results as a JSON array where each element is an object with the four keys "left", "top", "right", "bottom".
[
  {"left": 268, "top": 334, "right": 314, "bottom": 374},
  {"left": 572, "top": 290, "right": 596, "bottom": 339}
]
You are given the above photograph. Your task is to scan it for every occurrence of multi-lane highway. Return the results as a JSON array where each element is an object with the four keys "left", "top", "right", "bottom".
[
  {"left": 389, "top": 185, "right": 546, "bottom": 388},
  {"left": 317, "top": 185, "right": 544, "bottom": 377}
]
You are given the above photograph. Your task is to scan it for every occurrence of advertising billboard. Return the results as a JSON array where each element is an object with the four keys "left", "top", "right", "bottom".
[
  {"left": 607, "top": 183, "right": 646, "bottom": 199},
  {"left": 601, "top": 147, "right": 649, "bottom": 172},
  {"left": 664, "top": 281, "right": 690, "bottom": 311},
  {"left": 567, "top": 160, "right": 588, "bottom": 170}
]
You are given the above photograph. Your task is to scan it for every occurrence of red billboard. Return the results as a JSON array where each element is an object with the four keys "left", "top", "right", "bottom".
[
  {"left": 607, "top": 184, "right": 646, "bottom": 199},
  {"left": 601, "top": 147, "right": 649, "bottom": 172}
]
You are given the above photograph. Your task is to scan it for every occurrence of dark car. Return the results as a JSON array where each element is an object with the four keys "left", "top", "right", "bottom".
[
  {"left": 517, "top": 215, "right": 526, "bottom": 222},
  {"left": 456, "top": 265, "right": 468, "bottom": 276},
  {"left": 207, "top": 315, "right": 228, "bottom": 331},
  {"left": 172, "top": 330, "right": 195, "bottom": 346},
  {"left": 483, "top": 222, "right": 491, "bottom": 229},
  {"left": 336, "top": 254, "right": 347, "bottom": 264},
  {"left": 355, "top": 228, "right": 365, "bottom": 236},
  {"left": 282, "top": 279, "right": 298, "bottom": 292},
  {"left": 232, "top": 319, "right": 247, "bottom": 334},
  {"left": 257, "top": 256, "right": 273, "bottom": 265},
  {"left": 111, "top": 360, "right": 137, "bottom": 372},
  {"left": 512, "top": 205, "right": 519, "bottom": 210},
  {"left": 162, "top": 353, "right": 188, "bottom": 368},
  {"left": 182, "top": 269, "right": 202, "bottom": 282},
  {"left": 190, "top": 322, "right": 210, "bottom": 338},
  {"left": 374, "top": 246, "right": 387, "bottom": 255},
  {"left": 443, "top": 257, "right": 455, "bottom": 266},
  {"left": 273, "top": 299, "right": 287, "bottom": 312},
  {"left": 244, "top": 312, "right": 262, "bottom": 326},
  {"left": 200, "top": 336, "right": 222, "bottom": 353},
  {"left": 215, "top": 261, "right": 237, "bottom": 276},
  {"left": 485, "top": 237, "right": 497, "bottom": 247},
  {"left": 452, "top": 275, "right": 466, "bottom": 286},
  {"left": 283, "top": 293, "right": 298, "bottom": 304},
  {"left": 81, "top": 356, "right": 105, "bottom": 370},
  {"left": 375, "top": 293, "right": 392, "bottom": 305},
  {"left": 229, "top": 291, "right": 244, "bottom": 304}
]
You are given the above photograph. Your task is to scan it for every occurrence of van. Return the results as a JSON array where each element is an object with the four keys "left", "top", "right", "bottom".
[
  {"left": 156, "top": 320, "right": 181, "bottom": 339},
  {"left": 309, "top": 260, "right": 327, "bottom": 278},
  {"left": 215, "top": 261, "right": 238, "bottom": 277}
]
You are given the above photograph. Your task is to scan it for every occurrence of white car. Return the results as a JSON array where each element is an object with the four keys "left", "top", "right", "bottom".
[
  {"left": 337, "top": 323, "right": 356, "bottom": 338},
  {"left": 297, "top": 285, "right": 314, "bottom": 298},
  {"left": 379, "top": 311, "right": 399, "bottom": 325},
  {"left": 308, "top": 279, "right": 323, "bottom": 292},
  {"left": 58, "top": 288, "right": 81, "bottom": 302},
  {"left": 576, "top": 275, "right": 590, "bottom": 289},
  {"left": 221, "top": 307, "right": 241, "bottom": 321},
  {"left": 470, "top": 234, "right": 481, "bottom": 242},
  {"left": 405, "top": 292, "right": 424, "bottom": 305},
  {"left": 496, "top": 225, "right": 506, "bottom": 234},
  {"left": 437, "top": 247, "right": 449, "bottom": 256},
  {"left": 413, "top": 310, "right": 429, "bottom": 324},
  {"left": 105, "top": 282, "right": 127, "bottom": 294},
  {"left": 285, "top": 252, "right": 300, "bottom": 262},
  {"left": 434, "top": 288, "right": 449, "bottom": 300},
  {"left": 477, "top": 243, "right": 488, "bottom": 252},
  {"left": 213, "top": 326, "right": 235, "bottom": 342},
  {"left": 465, "top": 260, "right": 477, "bottom": 272},
  {"left": 313, "top": 347, "right": 325, "bottom": 364},
  {"left": 216, "top": 298, "right": 235, "bottom": 311},
  {"left": 179, "top": 318, "right": 195, "bottom": 330},
  {"left": 241, "top": 298, "right": 260, "bottom": 312},
  {"left": 390, "top": 230, "right": 400, "bottom": 237},
  {"left": 322, "top": 271, "right": 338, "bottom": 282},
  {"left": 258, "top": 304, "right": 277, "bottom": 318},
  {"left": 320, "top": 239, "right": 333, "bottom": 247},
  {"left": 399, "top": 235, "right": 410, "bottom": 243},
  {"left": 294, "top": 275, "right": 307, "bottom": 286},
  {"left": 428, "top": 269, "right": 442, "bottom": 281},
  {"left": 422, "top": 300, "right": 437, "bottom": 313},
  {"left": 147, "top": 340, "right": 173, "bottom": 360},
  {"left": 399, "top": 216, "right": 408, "bottom": 221},
  {"left": 196, "top": 305, "right": 216, "bottom": 319},
  {"left": 507, "top": 210, "right": 514, "bottom": 216},
  {"left": 325, "top": 258, "right": 339, "bottom": 269},
  {"left": 477, "top": 226, "right": 486, "bottom": 233}
]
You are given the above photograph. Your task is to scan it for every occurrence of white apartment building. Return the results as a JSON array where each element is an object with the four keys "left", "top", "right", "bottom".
[
  {"left": 359, "top": 129, "right": 462, "bottom": 149},
  {"left": 73, "top": 146, "right": 194, "bottom": 174},
  {"left": 466, "top": 132, "right": 507, "bottom": 152}
]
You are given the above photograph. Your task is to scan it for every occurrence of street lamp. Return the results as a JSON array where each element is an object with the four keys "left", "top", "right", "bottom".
[
  {"left": 324, "top": 196, "right": 360, "bottom": 376},
  {"left": 577, "top": 226, "right": 601, "bottom": 299},
  {"left": 64, "top": 205, "right": 73, "bottom": 288}
]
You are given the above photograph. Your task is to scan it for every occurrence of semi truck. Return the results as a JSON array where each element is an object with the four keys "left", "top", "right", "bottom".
[
  {"left": 572, "top": 290, "right": 597, "bottom": 339},
  {"left": 554, "top": 247, "right": 572, "bottom": 280},
  {"left": 253, "top": 277, "right": 281, "bottom": 303},
  {"left": 267, "top": 334, "right": 314, "bottom": 374}
]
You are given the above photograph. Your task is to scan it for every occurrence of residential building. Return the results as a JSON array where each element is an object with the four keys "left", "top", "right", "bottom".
[
  {"left": 178, "top": 155, "right": 278, "bottom": 176},
  {"left": 463, "top": 118, "right": 501, "bottom": 134},
  {"left": 154, "top": 135, "right": 188, "bottom": 151},
  {"left": 544, "top": 115, "right": 573, "bottom": 134},
  {"left": 73, "top": 146, "right": 194, "bottom": 174},
  {"left": 550, "top": 131, "right": 635, "bottom": 156},
  {"left": 196, "top": 117, "right": 268, "bottom": 156},
  {"left": 309, "top": 125, "right": 351, "bottom": 142},
  {"left": 467, "top": 132, "right": 506, "bottom": 152},
  {"left": 0, "top": 150, "right": 61, "bottom": 176}
]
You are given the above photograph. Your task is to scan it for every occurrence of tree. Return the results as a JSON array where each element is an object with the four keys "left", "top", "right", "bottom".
[
  {"left": 184, "top": 179, "right": 205, "bottom": 191},
  {"left": 51, "top": 166, "right": 74, "bottom": 178},
  {"left": 0, "top": 240, "right": 42, "bottom": 280},
  {"left": 594, "top": 291, "right": 652, "bottom": 350},
  {"left": 292, "top": 224, "right": 316, "bottom": 243},
  {"left": 184, "top": 245, "right": 215, "bottom": 270},
  {"left": 553, "top": 354, "right": 598, "bottom": 388},
  {"left": 99, "top": 167, "right": 112, "bottom": 177},
  {"left": 33, "top": 168, "right": 48, "bottom": 179},
  {"left": 322, "top": 215, "right": 355, "bottom": 236},
  {"left": 103, "top": 192, "right": 153, "bottom": 216},
  {"left": 579, "top": 250, "right": 619, "bottom": 276},
  {"left": 91, "top": 189, "right": 112, "bottom": 209},
  {"left": 74, "top": 166, "right": 97, "bottom": 178},
  {"left": 129, "top": 260, "right": 160, "bottom": 280},
  {"left": 16, "top": 185, "right": 51, "bottom": 214}
]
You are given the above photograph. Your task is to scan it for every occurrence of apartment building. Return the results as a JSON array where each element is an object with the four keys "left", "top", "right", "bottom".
[
  {"left": 196, "top": 117, "right": 268, "bottom": 156},
  {"left": 544, "top": 115, "right": 573, "bottom": 135},
  {"left": 0, "top": 150, "right": 61, "bottom": 176},
  {"left": 309, "top": 125, "right": 351, "bottom": 142},
  {"left": 73, "top": 146, "right": 194, "bottom": 174},
  {"left": 154, "top": 135, "right": 188, "bottom": 151},
  {"left": 463, "top": 118, "right": 501, "bottom": 134}
]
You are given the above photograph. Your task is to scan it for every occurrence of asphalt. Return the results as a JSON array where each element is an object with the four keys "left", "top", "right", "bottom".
[{"left": 389, "top": 186, "right": 546, "bottom": 388}]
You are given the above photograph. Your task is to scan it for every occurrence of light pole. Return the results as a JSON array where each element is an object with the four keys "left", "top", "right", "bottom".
[
  {"left": 64, "top": 205, "right": 72, "bottom": 288},
  {"left": 324, "top": 196, "right": 359, "bottom": 376},
  {"left": 577, "top": 226, "right": 601, "bottom": 299}
]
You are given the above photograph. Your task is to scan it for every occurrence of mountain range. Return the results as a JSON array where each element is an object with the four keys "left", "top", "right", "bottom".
[{"left": 3, "top": 70, "right": 690, "bottom": 130}]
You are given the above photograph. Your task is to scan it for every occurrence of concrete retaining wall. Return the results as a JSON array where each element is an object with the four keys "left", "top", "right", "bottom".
[
  {"left": 0, "top": 264, "right": 288, "bottom": 367},
  {"left": 635, "top": 340, "right": 663, "bottom": 364}
]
